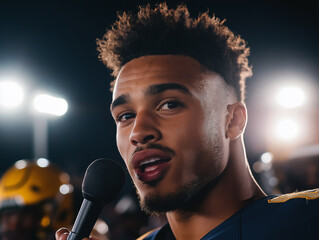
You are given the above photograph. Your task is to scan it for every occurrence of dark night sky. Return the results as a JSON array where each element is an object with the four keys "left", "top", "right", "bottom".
[{"left": 0, "top": 0, "right": 318, "bottom": 178}]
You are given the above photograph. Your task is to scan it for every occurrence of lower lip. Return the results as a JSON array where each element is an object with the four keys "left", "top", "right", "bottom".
[{"left": 134, "top": 161, "right": 171, "bottom": 183}]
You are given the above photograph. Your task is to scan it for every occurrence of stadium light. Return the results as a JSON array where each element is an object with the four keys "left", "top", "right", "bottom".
[
  {"left": 0, "top": 81, "right": 24, "bottom": 108},
  {"left": 0, "top": 67, "right": 69, "bottom": 160},
  {"left": 276, "top": 87, "right": 305, "bottom": 108},
  {"left": 275, "top": 118, "right": 299, "bottom": 141},
  {"left": 33, "top": 94, "right": 68, "bottom": 116}
]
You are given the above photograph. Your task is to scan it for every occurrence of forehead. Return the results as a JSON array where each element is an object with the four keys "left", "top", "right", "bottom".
[{"left": 112, "top": 55, "right": 205, "bottom": 98}]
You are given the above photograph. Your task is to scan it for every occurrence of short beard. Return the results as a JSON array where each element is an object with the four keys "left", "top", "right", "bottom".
[{"left": 138, "top": 170, "right": 222, "bottom": 216}]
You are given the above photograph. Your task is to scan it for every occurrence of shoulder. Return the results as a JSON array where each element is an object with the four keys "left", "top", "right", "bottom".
[
  {"left": 265, "top": 189, "right": 319, "bottom": 238},
  {"left": 242, "top": 189, "right": 319, "bottom": 219},
  {"left": 262, "top": 188, "right": 319, "bottom": 218},
  {"left": 241, "top": 189, "right": 319, "bottom": 227},
  {"left": 238, "top": 190, "right": 319, "bottom": 239}
]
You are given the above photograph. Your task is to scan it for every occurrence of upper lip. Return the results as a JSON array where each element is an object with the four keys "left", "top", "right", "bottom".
[{"left": 131, "top": 149, "right": 172, "bottom": 170}]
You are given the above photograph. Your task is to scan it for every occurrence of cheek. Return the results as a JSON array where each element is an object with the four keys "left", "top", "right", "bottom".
[
  {"left": 116, "top": 128, "right": 131, "bottom": 166},
  {"left": 166, "top": 115, "right": 210, "bottom": 171},
  {"left": 116, "top": 131, "right": 138, "bottom": 181},
  {"left": 175, "top": 112, "right": 225, "bottom": 174}
]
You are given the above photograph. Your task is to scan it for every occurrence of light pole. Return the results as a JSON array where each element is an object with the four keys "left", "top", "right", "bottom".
[{"left": 32, "top": 94, "right": 68, "bottom": 158}]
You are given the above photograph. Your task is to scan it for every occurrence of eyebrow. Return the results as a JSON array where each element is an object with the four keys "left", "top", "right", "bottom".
[
  {"left": 111, "top": 94, "right": 130, "bottom": 110},
  {"left": 145, "top": 83, "right": 190, "bottom": 96},
  {"left": 111, "top": 83, "right": 190, "bottom": 110}
]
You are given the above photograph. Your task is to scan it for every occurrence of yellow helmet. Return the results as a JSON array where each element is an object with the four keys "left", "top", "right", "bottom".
[{"left": 0, "top": 159, "right": 74, "bottom": 236}]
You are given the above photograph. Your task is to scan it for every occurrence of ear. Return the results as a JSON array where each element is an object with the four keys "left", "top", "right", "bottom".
[{"left": 225, "top": 102, "right": 247, "bottom": 140}]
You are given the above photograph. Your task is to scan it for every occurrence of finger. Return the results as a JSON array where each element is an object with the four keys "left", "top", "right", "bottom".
[{"left": 55, "top": 227, "right": 70, "bottom": 240}]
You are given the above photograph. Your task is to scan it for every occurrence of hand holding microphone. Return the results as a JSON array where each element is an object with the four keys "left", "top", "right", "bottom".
[{"left": 56, "top": 158, "right": 125, "bottom": 240}]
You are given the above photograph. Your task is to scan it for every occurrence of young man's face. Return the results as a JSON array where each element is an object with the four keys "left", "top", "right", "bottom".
[{"left": 111, "top": 55, "right": 232, "bottom": 214}]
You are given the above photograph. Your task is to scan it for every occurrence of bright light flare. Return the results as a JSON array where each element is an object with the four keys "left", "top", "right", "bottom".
[
  {"left": 261, "top": 152, "right": 273, "bottom": 163},
  {"left": 14, "top": 160, "right": 27, "bottom": 169},
  {"left": 0, "top": 81, "right": 24, "bottom": 108},
  {"left": 276, "top": 87, "right": 305, "bottom": 108},
  {"left": 94, "top": 219, "right": 109, "bottom": 235},
  {"left": 275, "top": 118, "right": 299, "bottom": 141},
  {"left": 59, "top": 184, "right": 73, "bottom": 195},
  {"left": 37, "top": 158, "right": 50, "bottom": 168},
  {"left": 33, "top": 94, "right": 68, "bottom": 116}
]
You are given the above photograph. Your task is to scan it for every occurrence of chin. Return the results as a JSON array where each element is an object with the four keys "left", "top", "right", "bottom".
[{"left": 137, "top": 176, "right": 213, "bottom": 215}]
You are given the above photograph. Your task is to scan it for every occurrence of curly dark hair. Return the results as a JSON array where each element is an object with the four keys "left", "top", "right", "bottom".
[{"left": 97, "top": 3, "right": 252, "bottom": 101}]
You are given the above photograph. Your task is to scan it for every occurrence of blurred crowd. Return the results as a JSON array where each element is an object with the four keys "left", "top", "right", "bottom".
[{"left": 0, "top": 147, "right": 318, "bottom": 240}]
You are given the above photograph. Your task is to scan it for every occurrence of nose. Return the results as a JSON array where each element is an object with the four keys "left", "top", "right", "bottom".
[{"left": 129, "top": 111, "right": 161, "bottom": 146}]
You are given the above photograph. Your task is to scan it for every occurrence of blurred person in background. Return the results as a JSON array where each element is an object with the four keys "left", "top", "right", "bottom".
[{"left": 0, "top": 159, "right": 73, "bottom": 240}]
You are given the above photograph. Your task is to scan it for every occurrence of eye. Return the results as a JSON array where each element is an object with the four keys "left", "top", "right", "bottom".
[
  {"left": 117, "top": 112, "right": 135, "bottom": 123},
  {"left": 159, "top": 100, "right": 183, "bottom": 110}
]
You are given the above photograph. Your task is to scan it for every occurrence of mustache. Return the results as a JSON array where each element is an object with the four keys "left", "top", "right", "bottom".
[{"left": 133, "top": 143, "right": 176, "bottom": 156}]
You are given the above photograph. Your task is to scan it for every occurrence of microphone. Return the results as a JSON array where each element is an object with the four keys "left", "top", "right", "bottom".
[{"left": 67, "top": 158, "right": 125, "bottom": 240}]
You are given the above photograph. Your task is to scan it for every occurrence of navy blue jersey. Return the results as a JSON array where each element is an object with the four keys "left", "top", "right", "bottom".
[{"left": 138, "top": 189, "right": 319, "bottom": 240}]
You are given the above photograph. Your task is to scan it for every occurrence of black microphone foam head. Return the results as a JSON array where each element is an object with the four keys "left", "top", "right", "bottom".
[{"left": 82, "top": 158, "right": 125, "bottom": 205}]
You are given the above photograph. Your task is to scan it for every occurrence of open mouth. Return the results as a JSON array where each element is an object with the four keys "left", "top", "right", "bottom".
[
  {"left": 139, "top": 157, "right": 171, "bottom": 172},
  {"left": 131, "top": 148, "right": 173, "bottom": 183}
]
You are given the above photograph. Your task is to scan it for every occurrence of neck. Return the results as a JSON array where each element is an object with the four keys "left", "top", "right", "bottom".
[{"left": 166, "top": 137, "right": 266, "bottom": 240}]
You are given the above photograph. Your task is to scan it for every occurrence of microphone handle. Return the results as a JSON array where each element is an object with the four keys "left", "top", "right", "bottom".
[{"left": 67, "top": 199, "right": 102, "bottom": 240}]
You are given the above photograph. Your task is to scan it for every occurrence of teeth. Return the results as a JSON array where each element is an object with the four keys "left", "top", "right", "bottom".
[{"left": 140, "top": 157, "right": 161, "bottom": 167}]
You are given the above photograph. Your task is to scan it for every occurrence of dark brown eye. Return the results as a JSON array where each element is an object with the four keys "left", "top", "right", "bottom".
[
  {"left": 160, "top": 101, "right": 182, "bottom": 110},
  {"left": 117, "top": 113, "right": 135, "bottom": 122}
]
